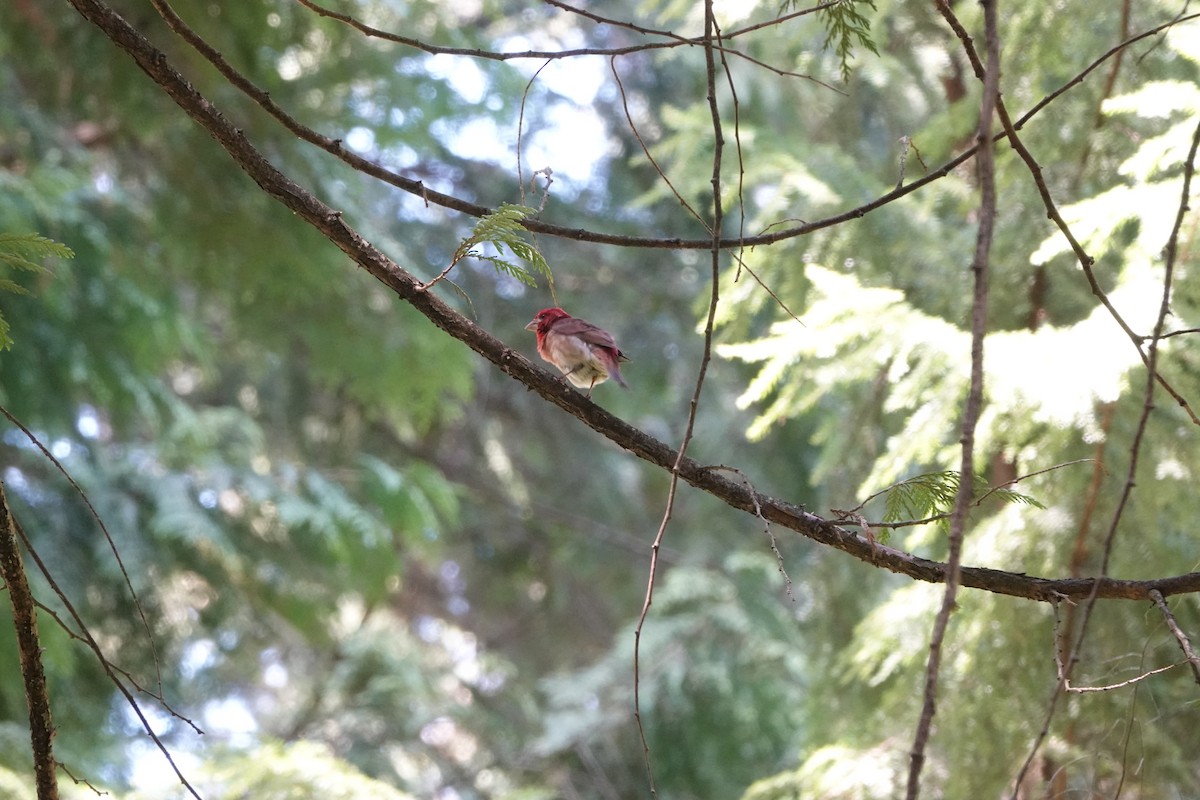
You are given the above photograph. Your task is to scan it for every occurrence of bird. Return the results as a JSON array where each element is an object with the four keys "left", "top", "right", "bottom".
[{"left": 525, "top": 307, "right": 629, "bottom": 398}]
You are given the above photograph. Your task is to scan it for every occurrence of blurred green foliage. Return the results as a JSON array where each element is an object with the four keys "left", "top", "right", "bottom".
[{"left": 0, "top": 233, "right": 71, "bottom": 349}]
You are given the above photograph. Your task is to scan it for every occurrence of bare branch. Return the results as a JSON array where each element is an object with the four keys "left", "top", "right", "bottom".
[
  {"left": 705, "top": 465, "right": 794, "bottom": 600},
  {"left": 633, "top": 4, "right": 731, "bottom": 792},
  {"left": 907, "top": 1, "right": 1001, "bottom": 795},
  {"left": 0, "top": 484, "right": 59, "bottom": 800},
  {"left": 1066, "top": 661, "right": 1183, "bottom": 692},
  {"left": 1008, "top": 69, "right": 1200, "bottom": 800},
  {"left": 0, "top": 407, "right": 165, "bottom": 697},
  {"left": 940, "top": 2, "right": 1200, "bottom": 425},
  {"left": 65, "top": 0, "right": 1200, "bottom": 607},
  {"left": 150, "top": 0, "right": 1200, "bottom": 253},
  {"left": 1149, "top": 589, "right": 1200, "bottom": 686}
]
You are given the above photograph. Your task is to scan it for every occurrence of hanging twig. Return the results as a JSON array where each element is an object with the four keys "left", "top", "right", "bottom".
[
  {"left": 516, "top": 59, "right": 554, "bottom": 210},
  {"left": 1149, "top": 589, "right": 1200, "bottom": 686},
  {"left": 609, "top": 57, "right": 709, "bottom": 230},
  {"left": 704, "top": 464, "right": 795, "bottom": 600}
]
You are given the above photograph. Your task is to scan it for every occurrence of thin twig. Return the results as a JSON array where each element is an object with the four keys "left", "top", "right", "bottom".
[
  {"left": 516, "top": 59, "right": 553, "bottom": 209},
  {"left": 153, "top": 0, "right": 1197, "bottom": 253},
  {"left": 1065, "top": 661, "right": 1183, "bottom": 692},
  {"left": 1149, "top": 589, "right": 1200, "bottom": 685},
  {"left": 13, "top": 517, "right": 203, "bottom": 799},
  {"left": 728, "top": 251, "right": 806, "bottom": 325},
  {"left": 1008, "top": 86, "right": 1200, "bottom": 800},
  {"left": 838, "top": 459, "right": 1092, "bottom": 530},
  {"left": 554, "top": 0, "right": 850, "bottom": 91},
  {"left": 942, "top": 2, "right": 1199, "bottom": 425},
  {"left": 415, "top": 255, "right": 462, "bottom": 292},
  {"left": 298, "top": 0, "right": 677, "bottom": 59},
  {"left": 906, "top": 2, "right": 1000, "bottom": 796},
  {"left": 293, "top": 0, "right": 837, "bottom": 88},
  {"left": 633, "top": 4, "right": 728, "bottom": 794},
  {"left": 721, "top": 31, "right": 747, "bottom": 276},
  {"left": 609, "top": 56, "right": 709, "bottom": 229},
  {"left": 55, "top": 761, "right": 106, "bottom": 797},
  {"left": 29, "top": 597, "right": 200, "bottom": 729},
  {"left": 703, "top": 465, "right": 794, "bottom": 600},
  {"left": 0, "top": 405, "right": 163, "bottom": 692},
  {"left": 1155, "top": 327, "right": 1200, "bottom": 339},
  {"left": 973, "top": 459, "right": 1093, "bottom": 505},
  {"left": 1135, "top": 0, "right": 1194, "bottom": 64},
  {"left": 710, "top": 4, "right": 811, "bottom": 334}
]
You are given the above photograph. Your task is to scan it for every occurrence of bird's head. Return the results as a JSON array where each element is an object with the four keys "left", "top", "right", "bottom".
[{"left": 525, "top": 307, "right": 570, "bottom": 333}]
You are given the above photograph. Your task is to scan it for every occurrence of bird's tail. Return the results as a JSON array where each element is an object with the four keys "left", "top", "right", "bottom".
[{"left": 612, "top": 349, "right": 630, "bottom": 388}]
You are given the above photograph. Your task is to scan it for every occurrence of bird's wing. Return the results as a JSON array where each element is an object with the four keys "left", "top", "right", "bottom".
[{"left": 550, "top": 317, "right": 619, "bottom": 350}]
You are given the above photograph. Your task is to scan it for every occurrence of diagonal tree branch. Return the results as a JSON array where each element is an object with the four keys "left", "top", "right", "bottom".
[
  {"left": 1007, "top": 75, "right": 1200, "bottom": 800},
  {"left": 64, "top": 0, "right": 1200, "bottom": 607},
  {"left": 936, "top": 2, "right": 1199, "bottom": 426}
]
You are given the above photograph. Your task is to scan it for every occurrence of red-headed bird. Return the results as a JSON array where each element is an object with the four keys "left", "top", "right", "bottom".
[{"left": 525, "top": 307, "right": 629, "bottom": 397}]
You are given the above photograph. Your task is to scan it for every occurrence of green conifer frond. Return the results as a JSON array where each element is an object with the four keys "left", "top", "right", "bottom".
[
  {"left": 881, "top": 470, "right": 1044, "bottom": 525},
  {"left": 0, "top": 233, "right": 73, "bottom": 272},
  {"left": 783, "top": 0, "right": 879, "bottom": 82},
  {"left": 455, "top": 203, "right": 551, "bottom": 288},
  {"left": 0, "top": 233, "right": 73, "bottom": 350}
]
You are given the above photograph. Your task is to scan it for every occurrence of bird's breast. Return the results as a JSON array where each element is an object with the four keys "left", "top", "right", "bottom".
[{"left": 545, "top": 333, "right": 594, "bottom": 366}]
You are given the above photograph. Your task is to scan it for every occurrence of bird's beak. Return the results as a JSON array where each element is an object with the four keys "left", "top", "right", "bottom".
[{"left": 524, "top": 318, "right": 538, "bottom": 331}]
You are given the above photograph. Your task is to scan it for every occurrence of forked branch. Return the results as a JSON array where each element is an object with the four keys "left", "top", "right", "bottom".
[{"left": 64, "top": 0, "right": 1200, "bottom": 608}]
